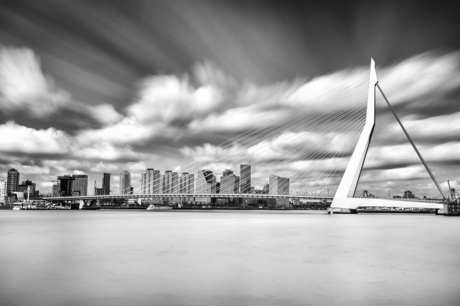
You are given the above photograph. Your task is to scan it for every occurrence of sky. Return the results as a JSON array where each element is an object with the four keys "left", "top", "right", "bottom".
[{"left": 1, "top": 0, "right": 460, "bottom": 197}]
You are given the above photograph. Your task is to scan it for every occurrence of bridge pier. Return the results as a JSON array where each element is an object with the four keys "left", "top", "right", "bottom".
[
  {"left": 328, "top": 207, "right": 358, "bottom": 214},
  {"left": 79, "top": 199, "right": 100, "bottom": 210}
]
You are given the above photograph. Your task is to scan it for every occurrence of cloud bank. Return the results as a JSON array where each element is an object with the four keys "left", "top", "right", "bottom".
[{"left": 1, "top": 47, "right": 460, "bottom": 196}]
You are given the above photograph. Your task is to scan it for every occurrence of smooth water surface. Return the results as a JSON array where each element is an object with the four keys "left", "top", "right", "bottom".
[{"left": 1, "top": 210, "right": 459, "bottom": 306}]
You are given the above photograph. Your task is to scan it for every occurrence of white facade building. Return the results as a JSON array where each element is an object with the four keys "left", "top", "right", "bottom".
[{"left": 0, "top": 180, "right": 6, "bottom": 204}]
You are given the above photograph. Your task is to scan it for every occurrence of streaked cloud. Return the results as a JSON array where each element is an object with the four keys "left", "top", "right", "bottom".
[
  {"left": 0, "top": 121, "right": 70, "bottom": 154},
  {"left": 1, "top": 44, "right": 460, "bottom": 196},
  {"left": 88, "top": 104, "right": 123, "bottom": 126},
  {"left": 0, "top": 47, "right": 70, "bottom": 117}
]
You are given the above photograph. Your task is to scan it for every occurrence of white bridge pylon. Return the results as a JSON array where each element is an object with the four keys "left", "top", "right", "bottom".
[{"left": 331, "top": 59, "right": 444, "bottom": 211}]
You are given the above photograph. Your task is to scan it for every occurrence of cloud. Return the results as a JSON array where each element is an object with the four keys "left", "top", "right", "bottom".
[
  {"left": 124, "top": 161, "right": 148, "bottom": 172},
  {"left": 41, "top": 159, "right": 88, "bottom": 176},
  {"left": 72, "top": 170, "right": 86, "bottom": 175},
  {"left": 128, "top": 62, "right": 303, "bottom": 132},
  {"left": 378, "top": 51, "right": 460, "bottom": 107},
  {"left": 92, "top": 162, "right": 121, "bottom": 173},
  {"left": 188, "top": 106, "right": 287, "bottom": 132},
  {"left": 361, "top": 165, "right": 429, "bottom": 183},
  {"left": 7, "top": 163, "right": 51, "bottom": 176},
  {"left": 287, "top": 68, "right": 368, "bottom": 109},
  {"left": 0, "top": 121, "right": 71, "bottom": 154},
  {"left": 78, "top": 142, "right": 147, "bottom": 161},
  {"left": 386, "top": 111, "right": 460, "bottom": 143},
  {"left": 181, "top": 129, "right": 360, "bottom": 169},
  {"left": 75, "top": 117, "right": 154, "bottom": 146},
  {"left": 88, "top": 104, "right": 123, "bottom": 125},
  {"left": 0, "top": 47, "right": 70, "bottom": 117},
  {"left": 0, "top": 120, "right": 149, "bottom": 165},
  {"left": 2, "top": 50, "right": 460, "bottom": 197},
  {"left": 285, "top": 51, "right": 460, "bottom": 119},
  {"left": 365, "top": 141, "right": 460, "bottom": 171},
  {"left": 127, "top": 73, "right": 222, "bottom": 125}
]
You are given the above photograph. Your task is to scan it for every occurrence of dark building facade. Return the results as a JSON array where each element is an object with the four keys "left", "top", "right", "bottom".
[
  {"left": 57, "top": 175, "right": 75, "bottom": 196},
  {"left": 18, "top": 180, "right": 37, "bottom": 199},
  {"left": 94, "top": 188, "right": 104, "bottom": 195},
  {"left": 403, "top": 190, "right": 415, "bottom": 198},
  {"left": 102, "top": 173, "right": 111, "bottom": 195},
  {"left": 7, "top": 168, "right": 19, "bottom": 196},
  {"left": 72, "top": 175, "right": 88, "bottom": 196}
]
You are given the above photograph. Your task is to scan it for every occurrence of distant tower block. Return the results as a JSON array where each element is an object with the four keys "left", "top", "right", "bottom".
[{"left": 240, "top": 164, "right": 251, "bottom": 193}]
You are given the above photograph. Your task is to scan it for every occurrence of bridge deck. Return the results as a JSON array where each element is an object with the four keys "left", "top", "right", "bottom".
[{"left": 44, "top": 193, "right": 333, "bottom": 201}]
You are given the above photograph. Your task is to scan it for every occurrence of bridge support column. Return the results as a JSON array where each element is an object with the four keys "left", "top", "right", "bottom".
[
  {"left": 328, "top": 207, "right": 358, "bottom": 214},
  {"left": 78, "top": 200, "right": 86, "bottom": 210},
  {"left": 79, "top": 199, "right": 101, "bottom": 210}
]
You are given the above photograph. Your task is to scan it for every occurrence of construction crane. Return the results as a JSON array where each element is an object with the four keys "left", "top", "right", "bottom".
[{"left": 447, "top": 179, "right": 458, "bottom": 203}]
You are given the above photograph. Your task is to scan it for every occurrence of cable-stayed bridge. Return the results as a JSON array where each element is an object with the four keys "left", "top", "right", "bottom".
[{"left": 44, "top": 59, "right": 446, "bottom": 211}]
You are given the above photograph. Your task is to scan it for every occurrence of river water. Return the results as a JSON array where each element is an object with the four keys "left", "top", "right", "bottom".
[{"left": 0, "top": 210, "right": 459, "bottom": 306}]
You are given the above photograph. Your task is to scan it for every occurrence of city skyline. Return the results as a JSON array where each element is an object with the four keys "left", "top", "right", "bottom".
[{"left": 1, "top": 1, "right": 460, "bottom": 198}]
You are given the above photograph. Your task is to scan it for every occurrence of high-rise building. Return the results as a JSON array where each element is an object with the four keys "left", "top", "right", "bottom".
[
  {"left": 179, "top": 172, "right": 195, "bottom": 201},
  {"left": 140, "top": 172, "right": 147, "bottom": 194},
  {"left": 171, "top": 172, "right": 179, "bottom": 193},
  {"left": 72, "top": 174, "right": 88, "bottom": 196},
  {"left": 7, "top": 168, "right": 19, "bottom": 196},
  {"left": 187, "top": 173, "right": 195, "bottom": 194},
  {"left": 196, "top": 170, "right": 216, "bottom": 203},
  {"left": 141, "top": 168, "right": 161, "bottom": 194},
  {"left": 146, "top": 168, "right": 154, "bottom": 193},
  {"left": 180, "top": 172, "right": 189, "bottom": 193},
  {"left": 102, "top": 173, "right": 111, "bottom": 195},
  {"left": 158, "top": 174, "right": 164, "bottom": 194},
  {"left": 220, "top": 169, "right": 240, "bottom": 194},
  {"left": 240, "top": 164, "right": 251, "bottom": 194},
  {"left": 162, "top": 171, "right": 180, "bottom": 194},
  {"left": 269, "top": 175, "right": 290, "bottom": 207},
  {"left": 263, "top": 183, "right": 269, "bottom": 194},
  {"left": 164, "top": 170, "right": 172, "bottom": 193},
  {"left": 57, "top": 175, "right": 75, "bottom": 196},
  {"left": 269, "top": 175, "right": 290, "bottom": 195},
  {"left": 223, "top": 169, "right": 233, "bottom": 176},
  {"left": 0, "top": 180, "right": 6, "bottom": 204},
  {"left": 153, "top": 170, "right": 161, "bottom": 193},
  {"left": 119, "top": 170, "right": 131, "bottom": 194},
  {"left": 52, "top": 183, "right": 60, "bottom": 197}
]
